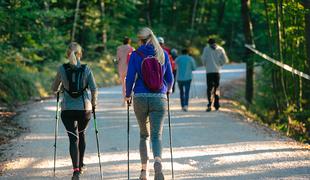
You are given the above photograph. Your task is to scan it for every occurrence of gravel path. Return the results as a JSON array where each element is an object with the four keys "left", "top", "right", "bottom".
[{"left": 0, "top": 64, "right": 309, "bottom": 180}]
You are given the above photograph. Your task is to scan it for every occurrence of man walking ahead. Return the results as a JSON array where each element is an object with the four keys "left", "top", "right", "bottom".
[{"left": 201, "top": 38, "right": 229, "bottom": 112}]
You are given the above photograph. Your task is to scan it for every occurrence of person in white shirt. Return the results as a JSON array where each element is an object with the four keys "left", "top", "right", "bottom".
[{"left": 201, "top": 38, "right": 229, "bottom": 112}]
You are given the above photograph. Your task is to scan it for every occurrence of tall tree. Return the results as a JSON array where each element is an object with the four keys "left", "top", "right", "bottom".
[
  {"left": 275, "top": 0, "right": 289, "bottom": 107},
  {"left": 99, "top": 0, "right": 107, "bottom": 50},
  {"left": 263, "top": 0, "right": 280, "bottom": 115},
  {"left": 303, "top": 0, "right": 310, "bottom": 74},
  {"left": 302, "top": 0, "right": 310, "bottom": 110},
  {"left": 241, "top": 0, "right": 255, "bottom": 103},
  {"left": 146, "top": 0, "right": 153, "bottom": 27},
  {"left": 191, "top": 0, "right": 198, "bottom": 31},
  {"left": 71, "top": 0, "right": 81, "bottom": 42},
  {"left": 217, "top": 0, "right": 226, "bottom": 27}
]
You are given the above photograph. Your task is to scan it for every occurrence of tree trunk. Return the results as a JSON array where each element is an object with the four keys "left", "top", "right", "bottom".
[
  {"left": 71, "top": 0, "right": 81, "bottom": 42},
  {"left": 275, "top": 0, "right": 289, "bottom": 106},
  {"left": 217, "top": 0, "right": 226, "bottom": 27},
  {"left": 146, "top": 0, "right": 153, "bottom": 27},
  {"left": 263, "top": 0, "right": 273, "bottom": 51},
  {"left": 99, "top": 0, "right": 106, "bottom": 50},
  {"left": 241, "top": 0, "right": 255, "bottom": 104},
  {"left": 304, "top": 0, "right": 310, "bottom": 74},
  {"left": 191, "top": 0, "right": 198, "bottom": 31},
  {"left": 171, "top": 0, "right": 177, "bottom": 30},
  {"left": 158, "top": 0, "right": 162, "bottom": 24},
  {"left": 263, "top": 0, "right": 280, "bottom": 116},
  {"left": 275, "top": 0, "right": 291, "bottom": 135},
  {"left": 302, "top": 0, "right": 310, "bottom": 109}
]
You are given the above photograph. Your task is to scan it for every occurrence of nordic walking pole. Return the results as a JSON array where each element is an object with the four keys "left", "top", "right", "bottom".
[
  {"left": 127, "top": 99, "right": 131, "bottom": 180},
  {"left": 167, "top": 93, "right": 175, "bottom": 180},
  {"left": 92, "top": 107, "right": 103, "bottom": 180},
  {"left": 53, "top": 92, "right": 60, "bottom": 176}
]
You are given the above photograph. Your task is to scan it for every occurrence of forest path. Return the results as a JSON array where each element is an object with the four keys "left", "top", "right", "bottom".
[{"left": 1, "top": 64, "right": 309, "bottom": 180}]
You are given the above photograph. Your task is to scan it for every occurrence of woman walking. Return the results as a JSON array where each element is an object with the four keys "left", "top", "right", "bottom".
[
  {"left": 125, "top": 27, "right": 174, "bottom": 180},
  {"left": 52, "top": 42, "right": 97, "bottom": 180}
]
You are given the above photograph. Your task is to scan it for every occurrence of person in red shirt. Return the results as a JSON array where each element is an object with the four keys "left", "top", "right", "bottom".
[
  {"left": 158, "top": 37, "right": 177, "bottom": 93},
  {"left": 117, "top": 37, "right": 134, "bottom": 105}
]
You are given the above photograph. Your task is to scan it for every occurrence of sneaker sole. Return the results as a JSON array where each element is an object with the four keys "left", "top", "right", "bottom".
[
  {"left": 154, "top": 162, "right": 164, "bottom": 180},
  {"left": 154, "top": 172, "right": 164, "bottom": 180}
]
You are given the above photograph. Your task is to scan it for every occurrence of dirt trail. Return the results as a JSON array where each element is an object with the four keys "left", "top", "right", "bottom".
[{"left": 0, "top": 64, "right": 309, "bottom": 179}]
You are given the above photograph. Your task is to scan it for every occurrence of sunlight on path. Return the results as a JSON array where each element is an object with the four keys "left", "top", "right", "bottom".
[{"left": 1, "top": 64, "right": 309, "bottom": 180}]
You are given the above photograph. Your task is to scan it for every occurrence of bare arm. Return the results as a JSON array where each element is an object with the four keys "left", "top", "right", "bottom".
[
  {"left": 201, "top": 47, "right": 207, "bottom": 66},
  {"left": 51, "top": 69, "right": 62, "bottom": 93},
  {"left": 219, "top": 49, "right": 229, "bottom": 65},
  {"left": 87, "top": 69, "right": 98, "bottom": 108}
]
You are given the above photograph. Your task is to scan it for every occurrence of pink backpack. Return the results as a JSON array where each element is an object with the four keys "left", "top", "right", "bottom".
[{"left": 136, "top": 51, "right": 163, "bottom": 92}]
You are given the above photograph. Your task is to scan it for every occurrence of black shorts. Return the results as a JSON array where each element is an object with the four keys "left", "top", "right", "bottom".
[{"left": 61, "top": 110, "right": 92, "bottom": 136}]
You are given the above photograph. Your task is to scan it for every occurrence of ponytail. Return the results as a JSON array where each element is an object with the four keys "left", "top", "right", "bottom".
[
  {"left": 69, "top": 51, "right": 78, "bottom": 66},
  {"left": 138, "top": 27, "right": 165, "bottom": 65},
  {"left": 67, "top": 42, "right": 82, "bottom": 66}
]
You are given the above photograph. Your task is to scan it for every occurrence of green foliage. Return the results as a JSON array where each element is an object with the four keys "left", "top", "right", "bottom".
[{"left": 0, "top": 63, "right": 39, "bottom": 105}]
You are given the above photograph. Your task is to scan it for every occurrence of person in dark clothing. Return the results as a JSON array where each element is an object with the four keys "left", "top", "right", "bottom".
[
  {"left": 201, "top": 38, "right": 229, "bottom": 112},
  {"left": 52, "top": 42, "right": 98, "bottom": 180},
  {"left": 158, "top": 37, "right": 177, "bottom": 93}
]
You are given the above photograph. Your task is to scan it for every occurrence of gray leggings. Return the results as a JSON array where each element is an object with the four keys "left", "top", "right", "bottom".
[{"left": 133, "top": 96, "right": 167, "bottom": 164}]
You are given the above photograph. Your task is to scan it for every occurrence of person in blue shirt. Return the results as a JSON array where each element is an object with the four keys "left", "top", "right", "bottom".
[
  {"left": 175, "top": 48, "right": 196, "bottom": 111},
  {"left": 125, "top": 27, "right": 174, "bottom": 180}
]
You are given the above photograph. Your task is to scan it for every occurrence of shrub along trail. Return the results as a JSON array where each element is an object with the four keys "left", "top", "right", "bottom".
[{"left": 0, "top": 64, "right": 309, "bottom": 179}]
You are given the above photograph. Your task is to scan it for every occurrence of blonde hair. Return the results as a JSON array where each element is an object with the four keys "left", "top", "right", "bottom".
[
  {"left": 137, "top": 27, "right": 165, "bottom": 65},
  {"left": 66, "top": 42, "right": 82, "bottom": 66}
]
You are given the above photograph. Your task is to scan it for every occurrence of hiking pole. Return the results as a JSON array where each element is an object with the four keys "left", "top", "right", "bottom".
[
  {"left": 53, "top": 92, "right": 60, "bottom": 176},
  {"left": 167, "top": 94, "right": 175, "bottom": 180},
  {"left": 92, "top": 107, "right": 103, "bottom": 180},
  {"left": 127, "top": 99, "right": 131, "bottom": 180}
]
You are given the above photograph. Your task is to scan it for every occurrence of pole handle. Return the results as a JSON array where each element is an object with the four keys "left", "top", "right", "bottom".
[{"left": 56, "top": 92, "right": 60, "bottom": 102}]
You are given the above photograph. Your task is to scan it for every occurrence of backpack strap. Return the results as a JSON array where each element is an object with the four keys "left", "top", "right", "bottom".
[
  {"left": 79, "top": 64, "right": 87, "bottom": 110},
  {"left": 135, "top": 50, "right": 145, "bottom": 59}
]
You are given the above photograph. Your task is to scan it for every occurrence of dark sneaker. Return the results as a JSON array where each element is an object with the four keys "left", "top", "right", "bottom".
[
  {"left": 154, "top": 161, "right": 164, "bottom": 180},
  {"left": 139, "top": 169, "right": 149, "bottom": 180},
  {"left": 71, "top": 171, "right": 80, "bottom": 180},
  {"left": 206, "top": 107, "right": 211, "bottom": 112}
]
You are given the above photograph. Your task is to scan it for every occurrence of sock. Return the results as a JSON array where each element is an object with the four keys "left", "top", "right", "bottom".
[
  {"left": 142, "top": 160, "right": 149, "bottom": 171},
  {"left": 154, "top": 157, "right": 162, "bottom": 163},
  {"left": 73, "top": 168, "right": 80, "bottom": 172}
]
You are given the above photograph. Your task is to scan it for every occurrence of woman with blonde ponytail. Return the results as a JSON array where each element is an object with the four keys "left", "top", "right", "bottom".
[
  {"left": 52, "top": 42, "right": 97, "bottom": 180},
  {"left": 125, "top": 27, "right": 174, "bottom": 180}
]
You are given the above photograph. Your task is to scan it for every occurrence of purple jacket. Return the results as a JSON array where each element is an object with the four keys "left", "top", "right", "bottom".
[{"left": 125, "top": 44, "right": 174, "bottom": 97}]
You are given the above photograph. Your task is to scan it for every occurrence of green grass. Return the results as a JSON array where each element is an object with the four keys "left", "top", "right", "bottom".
[{"left": 0, "top": 55, "right": 119, "bottom": 108}]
